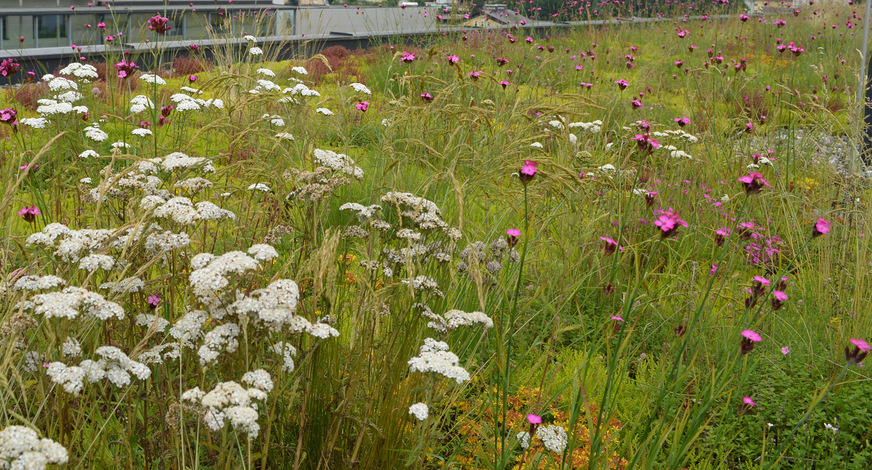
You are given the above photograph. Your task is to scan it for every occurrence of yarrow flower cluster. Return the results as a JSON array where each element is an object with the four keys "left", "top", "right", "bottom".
[
  {"left": 0, "top": 425, "right": 68, "bottom": 469},
  {"left": 408, "top": 338, "right": 470, "bottom": 383},
  {"left": 181, "top": 370, "right": 273, "bottom": 440}
]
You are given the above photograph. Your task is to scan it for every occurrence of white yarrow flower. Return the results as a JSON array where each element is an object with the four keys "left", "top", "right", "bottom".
[{"left": 408, "top": 402, "right": 429, "bottom": 421}]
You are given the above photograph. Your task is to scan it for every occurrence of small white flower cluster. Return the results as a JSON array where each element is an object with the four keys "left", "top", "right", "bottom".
[
  {"left": 257, "top": 67, "right": 276, "bottom": 77},
  {"left": 84, "top": 124, "right": 109, "bottom": 142},
  {"left": 275, "top": 132, "right": 295, "bottom": 141},
  {"left": 47, "top": 346, "right": 150, "bottom": 393},
  {"left": 152, "top": 152, "right": 217, "bottom": 173},
  {"left": 198, "top": 323, "right": 241, "bottom": 365},
  {"left": 396, "top": 228, "right": 422, "bottom": 241},
  {"left": 55, "top": 90, "right": 84, "bottom": 103},
  {"left": 23, "top": 286, "right": 125, "bottom": 321},
  {"left": 182, "top": 370, "right": 272, "bottom": 439},
  {"left": 77, "top": 253, "right": 115, "bottom": 272},
  {"left": 135, "top": 314, "right": 170, "bottom": 331},
  {"left": 536, "top": 425, "right": 568, "bottom": 454},
  {"left": 169, "top": 94, "right": 224, "bottom": 112},
  {"left": 130, "top": 95, "right": 155, "bottom": 114},
  {"left": 408, "top": 338, "right": 470, "bottom": 383},
  {"left": 249, "top": 47, "right": 264, "bottom": 56},
  {"left": 316, "top": 107, "right": 334, "bottom": 116},
  {"left": 260, "top": 113, "right": 285, "bottom": 126},
  {"left": 140, "top": 73, "right": 166, "bottom": 85},
  {"left": 401, "top": 276, "right": 444, "bottom": 298},
  {"left": 349, "top": 82, "right": 372, "bottom": 95},
  {"left": 271, "top": 342, "right": 297, "bottom": 372},
  {"left": 291, "top": 66, "right": 308, "bottom": 75},
  {"left": 283, "top": 82, "right": 320, "bottom": 98},
  {"left": 339, "top": 202, "right": 382, "bottom": 222},
  {"left": 169, "top": 309, "right": 209, "bottom": 347},
  {"left": 174, "top": 177, "right": 214, "bottom": 194},
  {"left": 0, "top": 425, "right": 68, "bottom": 469},
  {"left": 180, "top": 86, "right": 203, "bottom": 95},
  {"left": 47, "top": 76, "right": 77, "bottom": 92},
  {"left": 255, "top": 80, "right": 282, "bottom": 93},
  {"left": 313, "top": 149, "right": 363, "bottom": 179},
  {"left": 152, "top": 197, "right": 236, "bottom": 225},
  {"left": 427, "top": 309, "right": 493, "bottom": 332},
  {"left": 58, "top": 62, "right": 99, "bottom": 80},
  {"left": 189, "top": 251, "right": 261, "bottom": 311},
  {"left": 247, "top": 244, "right": 279, "bottom": 261},
  {"left": 568, "top": 120, "right": 602, "bottom": 133},
  {"left": 13, "top": 275, "right": 65, "bottom": 292},
  {"left": 517, "top": 431, "right": 531, "bottom": 449},
  {"left": 62, "top": 337, "right": 81, "bottom": 358},
  {"left": 20, "top": 117, "right": 48, "bottom": 129},
  {"left": 408, "top": 402, "right": 428, "bottom": 421},
  {"left": 248, "top": 182, "right": 270, "bottom": 192},
  {"left": 380, "top": 192, "right": 452, "bottom": 231},
  {"left": 144, "top": 230, "right": 191, "bottom": 254},
  {"left": 36, "top": 99, "right": 72, "bottom": 115},
  {"left": 132, "top": 128, "right": 153, "bottom": 137}
]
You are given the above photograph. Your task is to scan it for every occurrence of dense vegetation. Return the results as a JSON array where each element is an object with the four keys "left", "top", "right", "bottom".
[{"left": 0, "top": 2, "right": 871, "bottom": 469}]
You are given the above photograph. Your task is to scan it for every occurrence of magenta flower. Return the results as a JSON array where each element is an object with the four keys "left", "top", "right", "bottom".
[
  {"left": 738, "top": 172, "right": 770, "bottom": 195},
  {"left": 846, "top": 339, "right": 870, "bottom": 365},
  {"left": 355, "top": 101, "right": 370, "bottom": 112},
  {"left": 740, "top": 14, "right": 750, "bottom": 21},
  {"left": 0, "top": 58, "right": 21, "bottom": 78},
  {"left": 400, "top": 51, "right": 416, "bottom": 63},
  {"left": 496, "top": 57, "right": 509, "bottom": 66},
  {"left": 0, "top": 107, "right": 17, "bottom": 125},
  {"left": 631, "top": 134, "right": 660, "bottom": 154},
  {"left": 519, "top": 160, "right": 538, "bottom": 184},
  {"left": 614, "top": 79, "right": 629, "bottom": 90},
  {"left": 781, "top": 346, "right": 790, "bottom": 355},
  {"left": 189, "top": 75, "right": 198, "bottom": 83},
  {"left": 17, "top": 206, "right": 40, "bottom": 223},
  {"left": 147, "top": 294, "right": 162, "bottom": 308},
  {"left": 500, "top": 80, "right": 510, "bottom": 90},
  {"left": 147, "top": 14, "right": 171, "bottom": 34},
  {"left": 813, "top": 218, "right": 830, "bottom": 237},
  {"left": 420, "top": 92, "right": 433, "bottom": 103},
  {"left": 742, "top": 330, "right": 762, "bottom": 342},
  {"left": 653, "top": 211, "right": 687, "bottom": 238},
  {"left": 630, "top": 99, "right": 643, "bottom": 109},
  {"left": 715, "top": 227, "right": 731, "bottom": 246},
  {"left": 600, "top": 237, "right": 623, "bottom": 255},
  {"left": 611, "top": 315, "right": 624, "bottom": 322},
  {"left": 447, "top": 54, "right": 459, "bottom": 65},
  {"left": 506, "top": 228, "right": 520, "bottom": 248},
  {"left": 743, "top": 397, "right": 755, "bottom": 407},
  {"left": 740, "top": 329, "right": 761, "bottom": 354},
  {"left": 114, "top": 58, "right": 139, "bottom": 79},
  {"left": 467, "top": 70, "right": 483, "bottom": 80},
  {"left": 771, "top": 290, "right": 788, "bottom": 310},
  {"left": 674, "top": 117, "right": 690, "bottom": 127}
]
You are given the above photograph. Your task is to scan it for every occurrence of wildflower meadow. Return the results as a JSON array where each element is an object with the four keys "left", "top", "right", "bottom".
[{"left": 2, "top": 1, "right": 872, "bottom": 469}]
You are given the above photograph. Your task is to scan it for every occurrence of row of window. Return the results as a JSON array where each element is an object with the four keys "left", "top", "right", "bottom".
[{"left": 0, "top": 10, "right": 291, "bottom": 49}]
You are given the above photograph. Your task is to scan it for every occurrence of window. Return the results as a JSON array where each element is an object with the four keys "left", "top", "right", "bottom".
[{"left": 38, "top": 15, "right": 66, "bottom": 39}]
